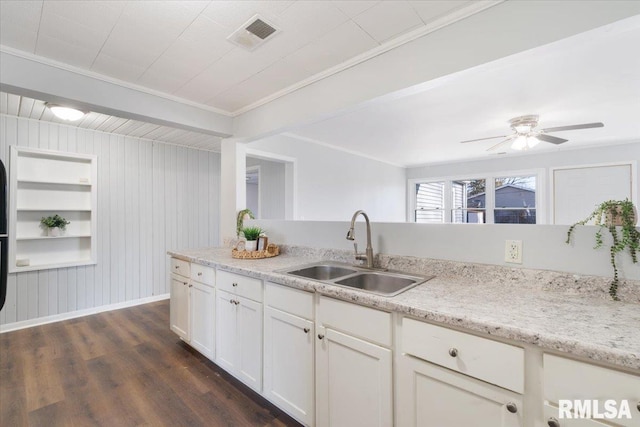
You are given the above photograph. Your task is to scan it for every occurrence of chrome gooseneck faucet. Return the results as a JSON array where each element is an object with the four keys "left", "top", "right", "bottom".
[{"left": 346, "top": 210, "right": 374, "bottom": 268}]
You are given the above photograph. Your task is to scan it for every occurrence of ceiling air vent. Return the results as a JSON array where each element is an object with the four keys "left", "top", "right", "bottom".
[{"left": 227, "top": 15, "right": 280, "bottom": 51}]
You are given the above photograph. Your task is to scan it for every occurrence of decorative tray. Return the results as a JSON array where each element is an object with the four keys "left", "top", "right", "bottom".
[{"left": 231, "top": 244, "right": 280, "bottom": 259}]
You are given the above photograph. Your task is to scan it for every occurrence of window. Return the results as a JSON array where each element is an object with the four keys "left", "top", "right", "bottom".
[
  {"left": 410, "top": 172, "right": 539, "bottom": 224},
  {"left": 452, "top": 179, "right": 486, "bottom": 224},
  {"left": 415, "top": 181, "right": 444, "bottom": 223},
  {"left": 494, "top": 175, "right": 536, "bottom": 224}
]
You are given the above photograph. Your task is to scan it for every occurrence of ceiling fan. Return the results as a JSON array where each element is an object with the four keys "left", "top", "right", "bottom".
[{"left": 460, "top": 115, "right": 604, "bottom": 151}]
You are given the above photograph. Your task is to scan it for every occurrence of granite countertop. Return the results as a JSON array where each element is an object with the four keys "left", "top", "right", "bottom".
[{"left": 168, "top": 246, "right": 640, "bottom": 372}]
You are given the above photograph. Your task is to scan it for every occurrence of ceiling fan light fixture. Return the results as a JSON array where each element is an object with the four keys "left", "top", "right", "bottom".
[
  {"left": 46, "top": 103, "right": 86, "bottom": 121},
  {"left": 514, "top": 124, "right": 532, "bottom": 134},
  {"left": 511, "top": 135, "right": 528, "bottom": 150}
]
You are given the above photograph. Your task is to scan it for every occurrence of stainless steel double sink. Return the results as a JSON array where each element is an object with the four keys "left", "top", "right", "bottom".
[{"left": 278, "top": 261, "right": 434, "bottom": 297}]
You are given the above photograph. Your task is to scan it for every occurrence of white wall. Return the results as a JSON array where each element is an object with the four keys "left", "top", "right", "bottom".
[
  {"left": 250, "top": 219, "right": 640, "bottom": 281},
  {"left": 246, "top": 156, "right": 286, "bottom": 220},
  {"left": 248, "top": 134, "right": 406, "bottom": 222},
  {"left": 0, "top": 115, "right": 221, "bottom": 327},
  {"left": 407, "top": 142, "right": 640, "bottom": 223}
]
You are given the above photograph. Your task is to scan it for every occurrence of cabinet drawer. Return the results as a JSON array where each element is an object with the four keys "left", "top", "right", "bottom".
[
  {"left": 265, "top": 282, "right": 313, "bottom": 320},
  {"left": 544, "top": 354, "right": 640, "bottom": 427},
  {"left": 544, "top": 404, "right": 612, "bottom": 427},
  {"left": 171, "top": 258, "right": 190, "bottom": 278},
  {"left": 402, "top": 318, "right": 524, "bottom": 393},
  {"left": 191, "top": 263, "right": 215, "bottom": 285},
  {"left": 318, "top": 296, "right": 391, "bottom": 347},
  {"left": 217, "top": 270, "right": 263, "bottom": 302}
]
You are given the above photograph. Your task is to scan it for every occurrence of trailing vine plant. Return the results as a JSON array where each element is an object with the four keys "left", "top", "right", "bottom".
[
  {"left": 566, "top": 199, "right": 639, "bottom": 301},
  {"left": 236, "top": 209, "right": 255, "bottom": 237}
]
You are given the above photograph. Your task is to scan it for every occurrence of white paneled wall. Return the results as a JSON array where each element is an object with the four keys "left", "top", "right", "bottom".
[
  {"left": 0, "top": 115, "right": 220, "bottom": 326},
  {"left": 246, "top": 157, "right": 286, "bottom": 219}
]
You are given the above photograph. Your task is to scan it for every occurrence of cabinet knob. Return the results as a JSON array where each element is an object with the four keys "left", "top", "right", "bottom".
[
  {"left": 174, "top": 266, "right": 179, "bottom": 269},
  {"left": 547, "top": 417, "right": 560, "bottom": 427},
  {"left": 637, "top": 401, "right": 639, "bottom": 412},
  {"left": 506, "top": 402, "right": 517, "bottom": 413},
  {"left": 318, "top": 334, "right": 325, "bottom": 340},
  {"left": 234, "top": 300, "right": 240, "bottom": 305},
  {"left": 188, "top": 284, "right": 193, "bottom": 288},
  {"left": 232, "top": 282, "right": 238, "bottom": 287},
  {"left": 229, "top": 299, "right": 234, "bottom": 305},
  {"left": 303, "top": 328, "right": 310, "bottom": 333},
  {"left": 448, "top": 348, "right": 458, "bottom": 357},
  {"left": 183, "top": 282, "right": 188, "bottom": 286},
  {"left": 197, "top": 272, "right": 202, "bottom": 276}
]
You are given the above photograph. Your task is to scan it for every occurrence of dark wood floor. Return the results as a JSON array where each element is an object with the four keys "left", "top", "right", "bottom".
[{"left": 0, "top": 299, "right": 302, "bottom": 427}]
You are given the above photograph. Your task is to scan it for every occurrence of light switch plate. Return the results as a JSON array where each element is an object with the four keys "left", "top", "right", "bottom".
[{"left": 505, "top": 240, "right": 522, "bottom": 264}]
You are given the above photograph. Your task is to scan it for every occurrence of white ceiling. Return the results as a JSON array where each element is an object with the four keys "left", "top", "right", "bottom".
[
  {"left": 0, "top": 0, "right": 483, "bottom": 114},
  {"left": 0, "top": 92, "right": 222, "bottom": 151},
  {"left": 287, "top": 15, "right": 640, "bottom": 167}
]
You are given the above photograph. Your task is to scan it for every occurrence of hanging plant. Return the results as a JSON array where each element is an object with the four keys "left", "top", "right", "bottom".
[{"left": 566, "top": 199, "right": 639, "bottom": 301}]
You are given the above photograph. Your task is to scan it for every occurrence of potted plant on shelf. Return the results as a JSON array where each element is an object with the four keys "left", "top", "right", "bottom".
[
  {"left": 40, "top": 214, "right": 71, "bottom": 237},
  {"left": 241, "top": 226, "right": 264, "bottom": 252},
  {"left": 566, "top": 199, "right": 639, "bottom": 301}
]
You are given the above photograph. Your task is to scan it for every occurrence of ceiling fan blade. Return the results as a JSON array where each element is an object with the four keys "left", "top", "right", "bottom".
[
  {"left": 486, "top": 137, "right": 514, "bottom": 151},
  {"left": 460, "top": 135, "right": 509, "bottom": 143},
  {"left": 536, "top": 133, "right": 568, "bottom": 145},
  {"left": 541, "top": 122, "right": 604, "bottom": 133}
]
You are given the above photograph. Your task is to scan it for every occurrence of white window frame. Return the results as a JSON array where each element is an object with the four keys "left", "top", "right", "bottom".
[{"left": 408, "top": 168, "right": 546, "bottom": 224}]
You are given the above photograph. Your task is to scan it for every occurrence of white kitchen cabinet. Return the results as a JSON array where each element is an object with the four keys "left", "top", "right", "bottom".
[
  {"left": 189, "top": 279, "right": 215, "bottom": 360},
  {"left": 544, "top": 354, "right": 640, "bottom": 427},
  {"left": 170, "top": 273, "right": 190, "bottom": 340},
  {"left": 397, "top": 355, "right": 523, "bottom": 427},
  {"left": 215, "top": 288, "right": 263, "bottom": 393},
  {"left": 169, "top": 258, "right": 215, "bottom": 361},
  {"left": 264, "top": 283, "right": 315, "bottom": 426},
  {"left": 397, "top": 316, "right": 524, "bottom": 427},
  {"left": 316, "top": 296, "right": 393, "bottom": 427}
]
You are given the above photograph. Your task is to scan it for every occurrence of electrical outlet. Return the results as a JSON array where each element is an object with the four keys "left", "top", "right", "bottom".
[{"left": 505, "top": 240, "right": 522, "bottom": 264}]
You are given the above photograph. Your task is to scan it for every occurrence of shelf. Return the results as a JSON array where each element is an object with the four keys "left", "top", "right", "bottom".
[
  {"left": 10, "top": 146, "right": 97, "bottom": 273},
  {"left": 12, "top": 259, "right": 96, "bottom": 273},
  {"left": 16, "top": 235, "right": 91, "bottom": 241},
  {"left": 17, "top": 179, "right": 91, "bottom": 186},
  {"left": 17, "top": 208, "right": 92, "bottom": 212}
]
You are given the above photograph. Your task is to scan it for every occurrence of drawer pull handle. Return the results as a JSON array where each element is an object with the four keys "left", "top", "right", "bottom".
[
  {"left": 448, "top": 348, "right": 458, "bottom": 357},
  {"left": 318, "top": 334, "right": 325, "bottom": 340},
  {"left": 197, "top": 272, "right": 202, "bottom": 276},
  {"left": 506, "top": 402, "right": 517, "bottom": 413},
  {"left": 232, "top": 282, "right": 238, "bottom": 287},
  {"left": 547, "top": 417, "right": 560, "bottom": 427},
  {"left": 303, "top": 328, "right": 310, "bottom": 333}
]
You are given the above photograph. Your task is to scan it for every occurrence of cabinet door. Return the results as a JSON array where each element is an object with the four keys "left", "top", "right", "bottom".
[
  {"left": 264, "top": 307, "right": 314, "bottom": 426},
  {"left": 170, "top": 275, "right": 190, "bottom": 340},
  {"left": 396, "top": 355, "right": 523, "bottom": 427},
  {"left": 190, "top": 281, "right": 215, "bottom": 360},
  {"left": 215, "top": 289, "right": 238, "bottom": 374},
  {"left": 316, "top": 327, "right": 392, "bottom": 427},
  {"left": 236, "top": 295, "right": 263, "bottom": 393}
]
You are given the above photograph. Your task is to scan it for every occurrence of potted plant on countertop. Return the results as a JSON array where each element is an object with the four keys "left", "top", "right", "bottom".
[
  {"left": 40, "top": 214, "right": 71, "bottom": 237},
  {"left": 242, "top": 226, "right": 264, "bottom": 252},
  {"left": 566, "top": 199, "right": 639, "bottom": 301}
]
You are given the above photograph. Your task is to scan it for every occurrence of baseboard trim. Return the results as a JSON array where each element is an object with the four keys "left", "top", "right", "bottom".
[{"left": 0, "top": 294, "right": 170, "bottom": 333}]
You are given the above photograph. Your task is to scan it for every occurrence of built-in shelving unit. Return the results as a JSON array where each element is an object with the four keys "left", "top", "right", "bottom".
[{"left": 9, "top": 146, "right": 97, "bottom": 273}]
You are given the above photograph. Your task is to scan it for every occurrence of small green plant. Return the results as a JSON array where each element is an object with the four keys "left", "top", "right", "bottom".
[
  {"left": 242, "top": 226, "right": 263, "bottom": 241},
  {"left": 566, "top": 199, "right": 639, "bottom": 301},
  {"left": 40, "top": 214, "right": 71, "bottom": 230}
]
